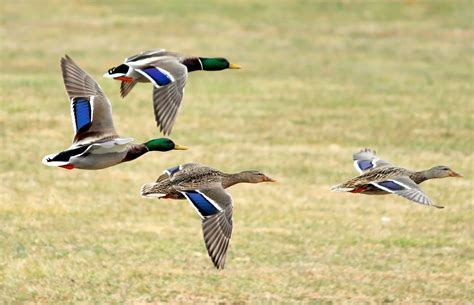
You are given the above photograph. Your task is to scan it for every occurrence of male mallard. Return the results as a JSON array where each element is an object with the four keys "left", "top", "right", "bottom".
[
  {"left": 42, "top": 55, "right": 188, "bottom": 170},
  {"left": 103, "top": 49, "right": 241, "bottom": 135},
  {"left": 141, "top": 163, "right": 275, "bottom": 269},
  {"left": 331, "top": 149, "right": 462, "bottom": 208}
]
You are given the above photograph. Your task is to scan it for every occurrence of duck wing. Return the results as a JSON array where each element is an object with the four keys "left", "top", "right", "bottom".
[
  {"left": 132, "top": 59, "right": 187, "bottom": 135},
  {"left": 124, "top": 52, "right": 188, "bottom": 135},
  {"left": 156, "top": 163, "right": 205, "bottom": 182},
  {"left": 370, "top": 176, "right": 443, "bottom": 208},
  {"left": 61, "top": 55, "right": 119, "bottom": 145},
  {"left": 178, "top": 184, "right": 233, "bottom": 269},
  {"left": 124, "top": 49, "right": 167, "bottom": 63},
  {"left": 353, "top": 148, "right": 393, "bottom": 174}
]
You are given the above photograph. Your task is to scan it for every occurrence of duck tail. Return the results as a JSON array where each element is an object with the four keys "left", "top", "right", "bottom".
[
  {"left": 42, "top": 153, "right": 68, "bottom": 167},
  {"left": 330, "top": 184, "right": 353, "bottom": 192},
  {"left": 140, "top": 183, "right": 167, "bottom": 198}
]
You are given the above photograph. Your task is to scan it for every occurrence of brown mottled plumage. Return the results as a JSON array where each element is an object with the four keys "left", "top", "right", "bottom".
[
  {"left": 141, "top": 163, "right": 275, "bottom": 269},
  {"left": 331, "top": 149, "right": 462, "bottom": 208}
]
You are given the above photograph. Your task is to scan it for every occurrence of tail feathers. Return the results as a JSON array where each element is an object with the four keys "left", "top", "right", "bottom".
[
  {"left": 330, "top": 184, "right": 354, "bottom": 192},
  {"left": 141, "top": 183, "right": 167, "bottom": 198},
  {"left": 120, "top": 80, "right": 137, "bottom": 98},
  {"left": 42, "top": 154, "right": 69, "bottom": 167}
]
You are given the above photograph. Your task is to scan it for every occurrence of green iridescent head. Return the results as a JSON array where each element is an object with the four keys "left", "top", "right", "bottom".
[
  {"left": 143, "top": 138, "right": 188, "bottom": 152},
  {"left": 199, "top": 57, "right": 241, "bottom": 71}
]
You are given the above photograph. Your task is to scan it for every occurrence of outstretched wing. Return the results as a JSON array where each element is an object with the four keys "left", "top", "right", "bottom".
[
  {"left": 202, "top": 205, "right": 233, "bottom": 270},
  {"left": 156, "top": 163, "right": 204, "bottom": 182},
  {"left": 371, "top": 176, "right": 443, "bottom": 208},
  {"left": 179, "top": 186, "right": 233, "bottom": 269},
  {"left": 136, "top": 60, "right": 188, "bottom": 136},
  {"left": 124, "top": 49, "right": 167, "bottom": 63},
  {"left": 353, "top": 148, "right": 392, "bottom": 174},
  {"left": 124, "top": 52, "right": 188, "bottom": 135},
  {"left": 61, "top": 55, "right": 118, "bottom": 145}
]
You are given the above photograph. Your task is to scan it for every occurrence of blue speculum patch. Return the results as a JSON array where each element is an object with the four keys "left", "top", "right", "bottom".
[
  {"left": 166, "top": 165, "right": 180, "bottom": 175},
  {"left": 358, "top": 160, "right": 373, "bottom": 170},
  {"left": 143, "top": 67, "right": 172, "bottom": 86},
  {"left": 378, "top": 180, "right": 405, "bottom": 191},
  {"left": 73, "top": 98, "right": 92, "bottom": 132},
  {"left": 186, "top": 191, "right": 219, "bottom": 217}
]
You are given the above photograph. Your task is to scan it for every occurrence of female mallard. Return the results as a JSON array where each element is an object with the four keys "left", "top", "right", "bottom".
[
  {"left": 141, "top": 163, "right": 275, "bottom": 269},
  {"left": 42, "top": 55, "right": 188, "bottom": 170},
  {"left": 103, "top": 49, "right": 241, "bottom": 135},
  {"left": 331, "top": 149, "right": 462, "bottom": 208}
]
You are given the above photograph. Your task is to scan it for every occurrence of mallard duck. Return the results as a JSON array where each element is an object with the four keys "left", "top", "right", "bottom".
[
  {"left": 331, "top": 148, "right": 462, "bottom": 208},
  {"left": 141, "top": 163, "right": 275, "bottom": 269},
  {"left": 103, "top": 49, "right": 241, "bottom": 135},
  {"left": 42, "top": 55, "right": 188, "bottom": 170}
]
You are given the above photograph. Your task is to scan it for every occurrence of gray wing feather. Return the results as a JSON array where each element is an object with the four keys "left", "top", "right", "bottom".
[
  {"left": 151, "top": 61, "right": 188, "bottom": 135},
  {"left": 372, "top": 176, "right": 442, "bottom": 208},
  {"left": 202, "top": 209, "right": 233, "bottom": 269},
  {"left": 399, "top": 188, "right": 433, "bottom": 206},
  {"left": 198, "top": 187, "right": 233, "bottom": 210},
  {"left": 199, "top": 187, "right": 233, "bottom": 269},
  {"left": 124, "top": 49, "right": 166, "bottom": 63},
  {"left": 353, "top": 148, "right": 392, "bottom": 174},
  {"left": 61, "top": 55, "right": 104, "bottom": 98},
  {"left": 61, "top": 55, "right": 118, "bottom": 144},
  {"left": 178, "top": 185, "right": 234, "bottom": 269}
]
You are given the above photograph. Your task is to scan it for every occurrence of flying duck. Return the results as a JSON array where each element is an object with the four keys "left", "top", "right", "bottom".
[
  {"left": 103, "top": 49, "right": 240, "bottom": 135},
  {"left": 42, "top": 55, "right": 187, "bottom": 170},
  {"left": 141, "top": 163, "right": 275, "bottom": 269},
  {"left": 331, "top": 148, "right": 462, "bottom": 208}
]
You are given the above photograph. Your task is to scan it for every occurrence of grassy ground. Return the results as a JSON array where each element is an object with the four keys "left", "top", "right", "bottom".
[{"left": 1, "top": 0, "right": 473, "bottom": 303}]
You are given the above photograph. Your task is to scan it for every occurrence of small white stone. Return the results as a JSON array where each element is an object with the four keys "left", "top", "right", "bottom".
[{"left": 381, "top": 216, "right": 391, "bottom": 224}]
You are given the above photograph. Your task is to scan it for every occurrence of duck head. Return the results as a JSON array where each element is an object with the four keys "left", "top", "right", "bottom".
[
  {"left": 103, "top": 64, "right": 133, "bottom": 82},
  {"left": 199, "top": 57, "right": 241, "bottom": 71},
  {"left": 238, "top": 170, "right": 276, "bottom": 183},
  {"left": 427, "top": 166, "right": 462, "bottom": 179},
  {"left": 143, "top": 138, "right": 188, "bottom": 152}
]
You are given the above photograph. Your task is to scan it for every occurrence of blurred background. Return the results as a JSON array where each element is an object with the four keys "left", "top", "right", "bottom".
[{"left": 1, "top": 1, "right": 472, "bottom": 303}]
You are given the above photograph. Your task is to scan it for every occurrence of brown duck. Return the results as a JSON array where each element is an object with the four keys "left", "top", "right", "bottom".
[
  {"left": 331, "top": 149, "right": 462, "bottom": 208},
  {"left": 141, "top": 163, "right": 275, "bottom": 269}
]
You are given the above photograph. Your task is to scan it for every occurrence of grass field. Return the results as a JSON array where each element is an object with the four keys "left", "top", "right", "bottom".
[{"left": 1, "top": 0, "right": 473, "bottom": 303}]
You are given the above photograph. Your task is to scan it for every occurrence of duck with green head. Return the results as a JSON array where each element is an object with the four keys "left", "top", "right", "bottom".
[
  {"left": 103, "top": 49, "right": 241, "bottom": 135},
  {"left": 42, "top": 55, "right": 187, "bottom": 170}
]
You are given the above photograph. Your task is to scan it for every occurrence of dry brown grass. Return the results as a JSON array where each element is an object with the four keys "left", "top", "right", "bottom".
[{"left": 1, "top": 1, "right": 473, "bottom": 303}]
